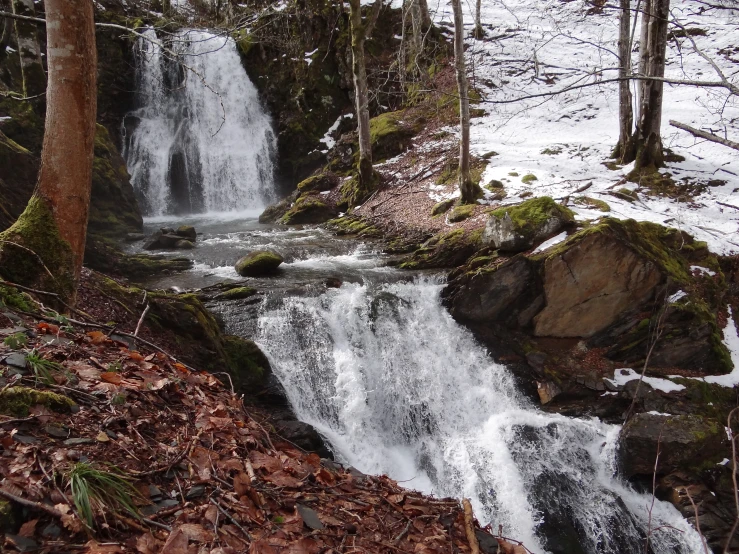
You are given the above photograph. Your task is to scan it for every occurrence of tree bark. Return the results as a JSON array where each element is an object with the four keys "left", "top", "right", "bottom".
[
  {"left": 0, "top": 0, "right": 97, "bottom": 305},
  {"left": 418, "top": 0, "right": 432, "bottom": 29},
  {"left": 474, "top": 0, "right": 484, "bottom": 39},
  {"left": 614, "top": 0, "right": 635, "bottom": 161},
  {"left": 452, "top": 0, "right": 480, "bottom": 204},
  {"left": 348, "top": 0, "right": 381, "bottom": 196},
  {"left": 11, "top": 0, "right": 45, "bottom": 96},
  {"left": 632, "top": 0, "right": 670, "bottom": 171}
]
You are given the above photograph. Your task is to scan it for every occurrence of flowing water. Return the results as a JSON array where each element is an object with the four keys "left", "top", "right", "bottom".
[
  {"left": 132, "top": 218, "right": 704, "bottom": 554},
  {"left": 122, "top": 30, "right": 275, "bottom": 216}
]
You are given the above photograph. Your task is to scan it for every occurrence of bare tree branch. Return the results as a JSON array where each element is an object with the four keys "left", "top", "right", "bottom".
[{"left": 670, "top": 120, "right": 739, "bottom": 151}]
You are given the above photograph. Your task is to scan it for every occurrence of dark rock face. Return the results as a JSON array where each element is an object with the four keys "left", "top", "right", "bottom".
[{"left": 618, "top": 413, "right": 725, "bottom": 477}]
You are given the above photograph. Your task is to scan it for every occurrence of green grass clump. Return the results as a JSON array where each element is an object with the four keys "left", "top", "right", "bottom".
[
  {"left": 67, "top": 462, "right": 142, "bottom": 528},
  {"left": 26, "top": 349, "right": 63, "bottom": 385}
]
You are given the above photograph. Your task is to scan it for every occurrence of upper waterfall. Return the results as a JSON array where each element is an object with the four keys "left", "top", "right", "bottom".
[{"left": 123, "top": 29, "right": 276, "bottom": 216}]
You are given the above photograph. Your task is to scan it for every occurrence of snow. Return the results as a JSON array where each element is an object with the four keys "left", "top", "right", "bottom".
[
  {"left": 604, "top": 367, "right": 686, "bottom": 393},
  {"left": 320, "top": 114, "right": 353, "bottom": 151},
  {"left": 718, "top": 458, "right": 731, "bottom": 466},
  {"left": 667, "top": 290, "right": 688, "bottom": 303},
  {"left": 532, "top": 231, "right": 568, "bottom": 253},
  {"left": 421, "top": 0, "right": 739, "bottom": 255},
  {"left": 690, "top": 265, "right": 717, "bottom": 277}
]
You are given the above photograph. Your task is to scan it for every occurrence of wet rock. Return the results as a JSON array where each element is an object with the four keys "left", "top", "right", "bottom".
[
  {"left": 174, "top": 239, "right": 195, "bottom": 249},
  {"left": 235, "top": 250, "right": 283, "bottom": 277},
  {"left": 273, "top": 419, "right": 332, "bottom": 459},
  {"left": 175, "top": 225, "right": 197, "bottom": 242},
  {"left": 325, "top": 277, "right": 342, "bottom": 288},
  {"left": 3, "top": 352, "right": 27, "bottom": 369},
  {"left": 297, "top": 172, "right": 339, "bottom": 194},
  {"left": 536, "top": 380, "right": 561, "bottom": 404},
  {"left": 482, "top": 196, "right": 573, "bottom": 252},
  {"left": 124, "top": 232, "right": 146, "bottom": 242},
  {"left": 431, "top": 198, "right": 455, "bottom": 216},
  {"left": 618, "top": 413, "right": 725, "bottom": 477},
  {"left": 44, "top": 424, "right": 70, "bottom": 438},
  {"left": 5, "top": 535, "right": 38, "bottom": 552},
  {"left": 297, "top": 503, "right": 324, "bottom": 530},
  {"left": 259, "top": 191, "right": 298, "bottom": 224},
  {"left": 40, "top": 523, "right": 61, "bottom": 540},
  {"left": 216, "top": 286, "right": 258, "bottom": 301},
  {"left": 12, "top": 434, "right": 38, "bottom": 444},
  {"left": 185, "top": 484, "right": 206, "bottom": 500}
]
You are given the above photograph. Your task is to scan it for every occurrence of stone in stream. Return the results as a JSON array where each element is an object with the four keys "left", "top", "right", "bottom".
[
  {"left": 235, "top": 250, "right": 283, "bottom": 277},
  {"left": 143, "top": 225, "right": 198, "bottom": 250}
]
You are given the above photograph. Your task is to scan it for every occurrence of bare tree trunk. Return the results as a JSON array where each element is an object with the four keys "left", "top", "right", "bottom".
[
  {"left": 636, "top": 0, "right": 650, "bottom": 116},
  {"left": 452, "top": 0, "right": 481, "bottom": 204},
  {"left": 0, "top": 0, "right": 97, "bottom": 305},
  {"left": 474, "top": 0, "right": 484, "bottom": 39},
  {"left": 11, "top": 0, "right": 45, "bottom": 96},
  {"left": 633, "top": 0, "right": 669, "bottom": 171},
  {"left": 418, "top": 0, "right": 432, "bottom": 30},
  {"left": 163, "top": 0, "right": 171, "bottom": 16},
  {"left": 614, "top": 0, "right": 635, "bottom": 161},
  {"left": 410, "top": 0, "right": 422, "bottom": 69}
]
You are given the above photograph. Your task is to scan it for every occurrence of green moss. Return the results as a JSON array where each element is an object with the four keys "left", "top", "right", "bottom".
[
  {"left": 431, "top": 199, "right": 455, "bottom": 217},
  {"left": 489, "top": 197, "right": 575, "bottom": 243},
  {"left": 573, "top": 196, "right": 611, "bottom": 212},
  {"left": 0, "top": 284, "right": 34, "bottom": 312},
  {"left": 399, "top": 228, "right": 482, "bottom": 270},
  {"left": 0, "top": 499, "right": 15, "bottom": 532},
  {"left": 235, "top": 251, "right": 283, "bottom": 277},
  {"left": 448, "top": 204, "right": 475, "bottom": 223},
  {"left": 340, "top": 171, "right": 379, "bottom": 209},
  {"left": 280, "top": 194, "right": 335, "bottom": 225},
  {"left": 521, "top": 174, "right": 538, "bottom": 184},
  {"left": 297, "top": 172, "right": 338, "bottom": 193},
  {"left": 219, "top": 287, "right": 258, "bottom": 301},
  {"left": 0, "top": 196, "right": 75, "bottom": 303},
  {"left": 615, "top": 188, "right": 639, "bottom": 202},
  {"left": 222, "top": 336, "right": 270, "bottom": 391},
  {"left": 541, "top": 147, "right": 563, "bottom": 155},
  {"left": 0, "top": 386, "right": 76, "bottom": 418},
  {"left": 325, "top": 216, "right": 381, "bottom": 237},
  {"left": 368, "top": 111, "right": 419, "bottom": 162}
]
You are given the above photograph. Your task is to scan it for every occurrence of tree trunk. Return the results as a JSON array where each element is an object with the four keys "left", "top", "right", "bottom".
[
  {"left": 410, "top": 0, "right": 422, "bottom": 69},
  {"left": 348, "top": 0, "right": 380, "bottom": 199},
  {"left": 418, "top": 0, "right": 432, "bottom": 30},
  {"left": 613, "top": 0, "right": 635, "bottom": 161},
  {"left": 11, "top": 0, "right": 45, "bottom": 96},
  {"left": 0, "top": 0, "right": 97, "bottom": 305},
  {"left": 633, "top": 0, "right": 669, "bottom": 171},
  {"left": 452, "top": 0, "right": 480, "bottom": 204},
  {"left": 163, "top": 0, "right": 171, "bottom": 16},
  {"left": 474, "top": 0, "right": 484, "bottom": 39}
]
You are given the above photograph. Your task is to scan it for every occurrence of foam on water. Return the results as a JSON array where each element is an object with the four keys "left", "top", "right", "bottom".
[{"left": 257, "top": 278, "right": 704, "bottom": 553}]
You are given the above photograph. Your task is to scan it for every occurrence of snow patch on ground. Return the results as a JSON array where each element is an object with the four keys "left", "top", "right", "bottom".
[
  {"left": 532, "top": 231, "right": 568, "bottom": 253},
  {"left": 605, "top": 368, "right": 686, "bottom": 393}
]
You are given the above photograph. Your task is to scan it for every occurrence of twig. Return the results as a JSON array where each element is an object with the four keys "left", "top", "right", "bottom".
[
  {"left": 128, "top": 436, "right": 198, "bottom": 478},
  {"left": 393, "top": 520, "right": 412, "bottom": 544},
  {"left": 669, "top": 120, "right": 739, "bottom": 152},
  {"left": 682, "top": 486, "right": 710, "bottom": 554},
  {"left": 134, "top": 304, "right": 150, "bottom": 337},
  {"left": 210, "top": 497, "right": 253, "bottom": 541},
  {"left": 462, "top": 498, "right": 480, "bottom": 554},
  {"left": 717, "top": 201, "right": 739, "bottom": 212},
  {"left": 0, "top": 488, "right": 64, "bottom": 518}
]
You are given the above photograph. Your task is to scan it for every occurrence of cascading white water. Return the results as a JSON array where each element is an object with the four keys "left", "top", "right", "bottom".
[
  {"left": 257, "top": 278, "right": 704, "bottom": 554},
  {"left": 123, "top": 29, "right": 275, "bottom": 216}
]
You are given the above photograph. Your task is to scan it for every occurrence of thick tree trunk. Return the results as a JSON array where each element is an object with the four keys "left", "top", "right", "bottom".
[
  {"left": 418, "top": 0, "right": 432, "bottom": 29},
  {"left": 0, "top": 0, "right": 97, "bottom": 305},
  {"left": 11, "top": 0, "right": 45, "bottom": 96},
  {"left": 452, "top": 0, "right": 480, "bottom": 204},
  {"left": 410, "top": 0, "right": 422, "bottom": 67},
  {"left": 614, "top": 0, "right": 635, "bottom": 161},
  {"left": 474, "top": 0, "right": 484, "bottom": 39},
  {"left": 633, "top": 0, "right": 669, "bottom": 171}
]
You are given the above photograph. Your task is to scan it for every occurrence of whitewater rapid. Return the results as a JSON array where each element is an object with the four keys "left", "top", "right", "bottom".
[{"left": 257, "top": 276, "right": 704, "bottom": 554}]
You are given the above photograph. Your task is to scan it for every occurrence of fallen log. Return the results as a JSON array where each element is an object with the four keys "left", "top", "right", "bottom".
[{"left": 669, "top": 120, "right": 739, "bottom": 151}]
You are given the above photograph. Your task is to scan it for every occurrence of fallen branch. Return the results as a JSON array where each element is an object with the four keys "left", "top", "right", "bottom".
[
  {"left": 669, "top": 120, "right": 739, "bottom": 151},
  {"left": 0, "top": 488, "right": 64, "bottom": 518},
  {"left": 718, "top": 201, "right": 739, "bottom": 211},
  {"left": 462, "top": 498, "right": 480, "bottom": 554},
  {"left": 134, "top": 303, "right": 150, "bottom": 337}
]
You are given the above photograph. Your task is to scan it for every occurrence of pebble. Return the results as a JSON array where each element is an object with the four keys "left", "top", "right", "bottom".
[{"left": 63, "top": 438, "right": 94, "bottom": 446}]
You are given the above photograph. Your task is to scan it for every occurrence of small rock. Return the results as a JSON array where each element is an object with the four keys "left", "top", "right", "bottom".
[
  {"left": 325, "top": 277, "right": 342, "bottom": 289},
  {"left": 174, "top": 239, "right": 195, "bottom": 249},
  {"left": 12, "top": 434, "right": 39, "bottom": 445},
  {"left": 40, "top": 523, "right": 61, "bottom": 540},
  {"left": 3, "top": 352, "right": 27, "bottom": 369},
  {"left": 124, "top": 233, "right": 146, "bottom": 242},
  {"left": 185, "top": 485, "right": 206, "bottom": 500},
  {"left": 235, "top": 250, "right": 283, "bottom": 277},
  {"left": 45, "top": 424, "right": 70, "bottom": 439},
  {"left": 2, "top": 311, "right": 22, "bottom": 324},
  {"left": 63, "top": 438, "right": 94, "bottom": 446},
  {"left": 175, "top": 225, "right": 197, "bottom": 242},
  {"left": 148, "top": 485, "right": 163, "bottom": 502},
  {"left": 297, "top": 503, "right": 324, "bottom": 530},
  {"left": 536, "top": 380, "right": 561, "bottom": 405},
  {"left": 5, "top": 535, "right": 38, "bottom": 552}
]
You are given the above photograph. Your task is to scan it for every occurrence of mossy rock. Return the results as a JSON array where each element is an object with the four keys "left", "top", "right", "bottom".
[
  {"left": 613, "top": 188, "right": 639, "bottom": 202},
  {"left": 325, "top": 216, "right": 381, "bottom": 238},
  {"left": 448, "top": 204, "right": 475, "bottom": 223},
  {"left": 483, "top": 196, "right": 574, "bottom": 252},
  {"left": 235, "top": 251, "right": 283, "bottom": 277},
  {"left": 84, "top": 237, "right": 192, "bottom": 281},
  {"left": 222, "top": 335, "right": 271, "bottom": 391},
  {"left": 218, "top": 286, "right": 258, "bottom": 301},
  {"left": 369, "top": 111, "right": 419, "bottom": 162},
  {"left": 0, "top": 386, "right": 76, "bottom": 418},
  {"left": 400, "top": 228, "right": 484, "bottom": 270},
  {"left": 431, "top": 199, "right": 455, "bottom": 217},
  {"left": 297, "top": 172, "right": 339, "bottom": 194},
  {"left": 573, "top": 196, "right": 610, "bottom": 212},
  {"left": 339, "top": 171, "right": 379, "bottom": 209},
  {"left": 280, "top": 194, "right": 337, "bottom": 225},
  {"left": 259, "top": 192, "right": 298, "bottom": 224},
  {"left": 0, "top": 284, "right": 35, "bottom": 312},
  {"left": 521, "top": 174, "right": 538, "bottom": 184}
]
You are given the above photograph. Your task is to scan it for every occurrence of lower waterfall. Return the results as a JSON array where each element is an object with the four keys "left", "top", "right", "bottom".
[
  {"left": 123, "top": 29, "right": 275, "bottom": 216},
  {"left": 257, "top": 277, "right": 704, "bottom": 554}
]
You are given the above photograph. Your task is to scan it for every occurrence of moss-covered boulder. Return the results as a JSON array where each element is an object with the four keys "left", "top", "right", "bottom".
[
  {"left": 280, "top": 194, "right": 337, "bottom": 225},
  {"left": 573, "top": 196, "right": 610, "bottom": 212},
  {"left": 258, "top": 192, "right": 298, "bottom": 224},
  {"left": 400, "top": 229, "right": 483, "bottom": 270},
  {"left": 369, "top": 111, "right": 419, "bottom": 162},
  {"left": 618, "top": 413, "right": 725, "bottom": 477},
  {"left": 482, "top": 197, "right": 574, "bottom": 252},
  {"left": 297, "top": 172, "right": 339, "bottom": 194},
  {"left": 235, "top": 251, "right": 283, "bottom": 277},
  {"left": 218, "top": 286, "right": 258, "bottom": 301},
  {"left": 0, "top": 386, "right": 76, "bottom": 418},
  {"left": 448, "top": 204, "right": 475, "bottom": 223},
  {"left": 325, "top": 216, "right": 381, "bottom": 238},
  {"left": 431, "top": 199, "right": 455, "bottom": 216},
  {"left": 84, "top": 238, "right": 192, "bottom": 281},
  {"left": 222, "top": 335, "right": 271, "bottom": 391}
]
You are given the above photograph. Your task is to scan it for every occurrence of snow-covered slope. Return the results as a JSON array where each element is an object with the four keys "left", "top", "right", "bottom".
[{"left": 426, "top": 0, "right": 738, "bottom": 254}]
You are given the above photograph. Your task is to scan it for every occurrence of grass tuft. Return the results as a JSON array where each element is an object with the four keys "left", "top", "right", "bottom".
[
  {"left": 26, "top": 349, "right": 62, "bottom": 385},
  {"left": 67, "top": 462, "right": 142, "bottom": 527}
]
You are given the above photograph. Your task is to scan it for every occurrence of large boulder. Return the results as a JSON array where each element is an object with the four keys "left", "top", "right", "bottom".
[
  {"left": 618, "top": 413, "right": 725, "bottom": 477},
  {"left": 482, "top": 197, "right": 574, "bottom": 252},
  {"left": 235, "top": 250, "right": 283, "bottom": 277},
  {"left": 280, "top": 194, "right": 337, "bottom": 225}
]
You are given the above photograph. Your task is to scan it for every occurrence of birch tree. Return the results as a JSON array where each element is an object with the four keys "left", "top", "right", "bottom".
[
  {"left": 474, "top": 0, "right": 484, "bottom": 39},
  {"left": 348, "top": 0, "right": 383, "bottom": 199},
  {"left": 0, "top": 0, "right": 97, "bottom": 305},
  {"left": 613, "top": 0, "right": 635, "bottom": 162},
  {"left": 452, "top": 0, "right": 482, "bottom": 203}
]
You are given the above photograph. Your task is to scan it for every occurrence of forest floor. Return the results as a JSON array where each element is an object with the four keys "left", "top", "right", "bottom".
[{"left": 0, "top": 274, "right": 527, "bottom": 554}]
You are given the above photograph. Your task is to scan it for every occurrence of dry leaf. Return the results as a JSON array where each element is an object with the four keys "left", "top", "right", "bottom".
[
  {"left": 135, "top": 533, "right": 162, "bottom": 554},
  {"left": 18, "top": 518, "right": 38, "bottom": 537},
  {"left": 96, "top": 431, "right": 110, "bottom": 442},
  {"left": 233, "top": 472, "right": 251, "bottom": 496},
  {"left": 101, "top": 372, "right": 122, "bottom": 385},
  {"left": 87, "top": 331, "right": 108, "bottom": 345}
]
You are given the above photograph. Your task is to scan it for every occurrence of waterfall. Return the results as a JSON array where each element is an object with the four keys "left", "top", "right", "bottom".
[
  {"left": 123, "top": 29, "right": 276, "bottom": 216},
  {"left": 257, "top": 278, "right": 704, "bottom": 554}
]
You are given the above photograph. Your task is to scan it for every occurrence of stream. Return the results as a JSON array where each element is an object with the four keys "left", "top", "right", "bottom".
[{"left": 129, "top": 215, "right": 704, "bottom": 554}]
